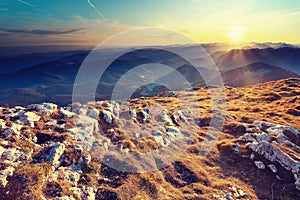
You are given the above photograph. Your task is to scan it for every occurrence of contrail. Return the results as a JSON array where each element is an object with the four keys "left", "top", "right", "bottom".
[
  {"left": 86, "top": 0, "right": 104, "bottom": 18},
  {"left": 16, "top": 0, "right": 35, "bottom": 8}
]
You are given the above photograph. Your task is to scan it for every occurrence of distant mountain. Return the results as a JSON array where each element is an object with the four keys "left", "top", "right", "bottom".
[
  {"left": 214, "top": 47, "right": 300, "bottom": 74},
  {"left": 0, "top": 45, "right": 300, "bottom": 106},
  {"left": 0, "top": 51, "right": 88, "bottom": 74},
  {"left": 219, "top": 62, "right": 300, "bottom": 87}
]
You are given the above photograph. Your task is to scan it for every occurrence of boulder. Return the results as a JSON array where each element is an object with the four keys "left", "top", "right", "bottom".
[
  {"left": 87, "top": 108, "right": 99, "bottom": 119},
  {"left": 44, "top": 143, "right": 65, "bottom": 168},
  {"left": 68, "top": 115, "right": 99, "bottom": 151}
]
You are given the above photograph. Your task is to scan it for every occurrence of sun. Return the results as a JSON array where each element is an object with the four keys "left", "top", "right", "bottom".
[{"left": 228, "top": 27, "right": 244, "bottom": 42}]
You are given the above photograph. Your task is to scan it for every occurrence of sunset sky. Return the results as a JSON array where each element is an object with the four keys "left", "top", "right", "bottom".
[{"left": 1, "top": 0, "right": 300, "bottom": 46}]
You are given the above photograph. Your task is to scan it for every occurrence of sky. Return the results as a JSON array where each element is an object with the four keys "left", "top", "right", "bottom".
[{"left": 0, "top": 0, "right": 300, "bottom": 46}]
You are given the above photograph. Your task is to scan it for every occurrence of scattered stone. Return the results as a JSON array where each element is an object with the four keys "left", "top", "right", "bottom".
[
  {"left": 29, "top": 102, "right": 57, "bottom": 115},
  {"left": 68, "top": 115, "right": 99, "bottom": 151},
  {"left": 2, "top": 128, "right": 13, "bottom": 137},
  {"left": 254, "top": 161, "right": 265, "bottom": 169},
  {"left": 101, "top": 110, "right": 114, "bottom": 124},
  {"left": 60, "top": 108, "right": 76, "bottom": 118},
  {"left": 255, "top": 132, "right": 272, "bottom": 142},
  {"left": 44, "top": 143, "right": 65, "bottom": 168},
  {"left": 160, "top": 110, "right": 173, "bottom": 125},
  {"left": 165, "top": 125, "right": 180, "bottom": 134},
  {"left": 44, "top": 120, "right": 57, "bottom": 126},
  {"left": 17, "top": 111, "right": 41, "bottom": 127},
  {"left": 238, "top": 121, "right": 300, "bottom": 191},
  {"left": 0, "top": 166, "right": 15, "bottom": 187},
  {"left": 136, "top": 109, "right": 149, "bottom": 123},
  {"left": 268, "top": 164, "right": 277, "bottom": 173},
  {"left": 87, "top": 108, "right": 99, "bottom": 119},
  {"left": 232, "top": 143, "right": 239, "bottom": 152},
  {"left": 0, "top": 146, "right": 5, "bottom": 157},
  {"left": 81, "top": 186, "right": 96, "bottom": 200}
]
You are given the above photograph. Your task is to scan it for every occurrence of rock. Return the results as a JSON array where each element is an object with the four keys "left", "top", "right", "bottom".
[
  {"left": 103, "top": 142, "right": 109, "bottom": 151},
  {"left": 255, "top": 132, "right": 272, "bottom": 142},
  {"left": 0, "top": 166, "right": 15, "bottom": 187},
  {"left": 60, "top": 108, "right": 76, "bottom": 118},
  {"left": 268, "top": 164, "right": 277, "bottom": 173},
  {"left": 129, "top": 109, "right": 137, "bottom": 121},
  {"left": 101, "top": 110, "right": 114, "bottom": 124},
  {"left": 56, "top": 196, "right": 76, "bottom": 200},
  {"left": 165, "top": 126, "right": 180, "bottom": 134},
  {"left": 44, "top": 120, "right": 57, "bottom": 126},
  {"left": 74, "top": 144, "right": 83, "bottom": 152},
  {"left": 238, "top": 133, "right": 256, "bottom": 143},
  {"left": 238, "top": 121, "right": 300, "bottom": 191},
  {"left": 254, "top": 161, "right": 265, "bottom": 169},
  {"left": 136, "top": 109, "right": 148, "bottom": 123},
  {"left": 276, "top": 175, "right": 282, "bottom": 180},
  {"left": 56, "top": 167, "right": 81, "bottom": 187},
  {"left": 45, "top": 143, "right": 65, "bottom": 168},
  {"left": 173, "top": 110, "right": 188, "bottom": 123},
  {"left": 253, "top": 121, "right": 276, "bottom": 130},
  {"left": 78, "top": 108, "right": 88, "bottom": 116},
  {"left": 87, "top": 108, "right": 99, "bottom": 119},
  {"left": 68, "top": 115, "right": 98, "bottom": 151},
  {"left": 83, "top": 154, "right": 92, "bottom": 166},
  {"left": 160, "top": 110, "right": 173, "bottom": 125},
  {"left": 1, "top": 148, "right": 23, "bottom": 162},
  {"left": 112, "top": 101, "right": 120, "bottom": 118},
  {"left": 17, "top": 111, "right": 41, "bottom": 127},
  {"left": 2, "top": 128, "right": 13, "bottom": 137},
  {"left": 232, "top": 143, "right": 239, "bottom": 152},
  {"left": 0, "top": 146, "right": 5, "bottom": 157},
  {"left": 250, "top": 153, "right": 255, "bottom": 160},
  {"left": 29, "top": 102, "right": 57, "bottom": 115},
  {"left": 81, "top": 186, "right": 96, "bottom": 200},
  {"left": 153, "top": 131, "right": 164, "bottom": 137}
]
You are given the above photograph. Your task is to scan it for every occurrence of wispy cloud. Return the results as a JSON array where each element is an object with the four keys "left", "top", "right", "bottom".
[
  {"left": 0, "top": 28, "right": 84, "bottom": 35},
  {"left": 86, "top": 0, "right": 104, "bottom": 18},
  {"left": 0, "top": 8, "right": 9, "bottom": 11},
  {"left": 16, "top": 0, "right": 35, "bottom": 8}
]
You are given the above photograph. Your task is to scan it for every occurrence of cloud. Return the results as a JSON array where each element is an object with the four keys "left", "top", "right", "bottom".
[{"left": 0, "top": 28, "right": 84, "bottom": 35}]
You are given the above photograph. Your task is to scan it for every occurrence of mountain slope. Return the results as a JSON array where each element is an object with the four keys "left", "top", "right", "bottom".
[
  {"left": 214, "top": 47, "right": 300, "bottom": 74},
  {"left": 220, "top": 62, "right": 300, "bottom": 87},
  {"left": 0, "top": 78, "right": 299, "bottom": 199}
]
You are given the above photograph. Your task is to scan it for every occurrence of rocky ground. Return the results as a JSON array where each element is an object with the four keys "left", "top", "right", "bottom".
[{"left": 0, "top": 78, "right": 299, "bottom": 200}]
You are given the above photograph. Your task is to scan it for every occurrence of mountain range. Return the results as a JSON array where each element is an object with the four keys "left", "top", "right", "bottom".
[{"left": 0, "top": 44, "right": 299, "bottom": 106}]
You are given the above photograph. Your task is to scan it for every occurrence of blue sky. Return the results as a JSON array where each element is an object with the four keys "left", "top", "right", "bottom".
[{"left": 1, "top": 0, "right": 300, "bottom": 46}]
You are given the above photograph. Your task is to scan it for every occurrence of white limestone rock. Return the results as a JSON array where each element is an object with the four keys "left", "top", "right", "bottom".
[
  {"left": 160, "top": 110, "right": 173, "bottom": 125},
  {"left": 68, "top": 115, "right": 99, "bottom": 151},
  {"left": 101, "top": 110, "right": 114, "bottom": 124},
  {"left": 0, "top": 166, "right": 15, "bottom": 187},
  {"left": 44, "top": 143, "right": 65, "bottom": 168},
  {"left": 60, "top": 108, "right": 76, "bottom": 118},
  {"left": 81, "top": 186, "right": 96, "bottom": 200},
  {"left": 17, "top": 111, "right": 40, "bottom": 127},
  {"left": 29, "top": 102, "right": 58, "bottom": 115},
  {"left": 254, "top": 161, "right": 265, "bottom": 169},
  {"left": 87, "top": 108, "right": 99, "bottom": 119}
]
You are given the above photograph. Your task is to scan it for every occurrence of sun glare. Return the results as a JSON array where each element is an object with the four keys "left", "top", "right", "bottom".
[{"left": 228, "top": 27, "right": 244, "bottom": 42}]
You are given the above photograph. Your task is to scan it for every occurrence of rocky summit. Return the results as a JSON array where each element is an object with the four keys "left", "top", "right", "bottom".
[{"left": 0, "top": 78, "right": 299, "bottom": 200}]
